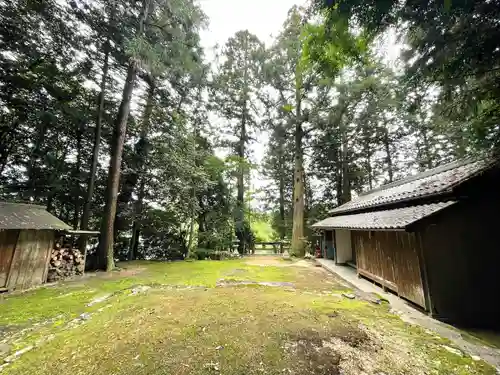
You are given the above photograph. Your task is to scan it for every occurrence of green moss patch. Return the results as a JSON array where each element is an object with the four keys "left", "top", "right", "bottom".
[{"left": 0, "top": 258, "right": 496, "bottom": 375}]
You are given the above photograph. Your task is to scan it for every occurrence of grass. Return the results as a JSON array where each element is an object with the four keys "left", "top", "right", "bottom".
[
  {"left": 0, "top": 257, "right": 496, "bottom": 375},
  {"left": 461, "top": 329, "right": 500, "bottom": 350}
]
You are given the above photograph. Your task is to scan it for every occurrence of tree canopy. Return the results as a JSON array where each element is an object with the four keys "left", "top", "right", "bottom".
[{"left": 0, "top": 0, "right": 497, "bottom": 266}]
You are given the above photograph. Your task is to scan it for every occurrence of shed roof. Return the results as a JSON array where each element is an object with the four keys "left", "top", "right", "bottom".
[
  {"left": 0, "top": 202, "right": 71, "bottom": 230},
  {"left": 329, "top": 158, "right": 494, "bottom": 215},
  {"left": 312, "top": 201, "right": 456, "bottom": 230}
]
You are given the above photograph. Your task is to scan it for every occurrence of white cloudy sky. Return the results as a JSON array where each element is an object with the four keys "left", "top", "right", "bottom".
[{"left": 199, "top": 0, "right": 306, "bottom": 52}]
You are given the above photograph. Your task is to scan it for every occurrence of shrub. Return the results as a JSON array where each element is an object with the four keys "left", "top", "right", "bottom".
[
  {"left": 190, "top": 249, "right": 241, "bottom": 261},
  {"left": 185, "top": 252, "right": 198, "bottom": 261},
  {"left": 194, "top": 248, "right": 212, "bottom": 260}
]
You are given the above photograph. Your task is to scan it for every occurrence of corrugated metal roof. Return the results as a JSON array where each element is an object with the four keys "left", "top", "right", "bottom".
[
  {"left": 330, "top": 158, "right": 493, "bottom": 215},
  {"left": 0, "top": 202, "right": 71, "bottom": 230},
  {"left": 312, "top": 201, "right": 456, "bottom": 230}
]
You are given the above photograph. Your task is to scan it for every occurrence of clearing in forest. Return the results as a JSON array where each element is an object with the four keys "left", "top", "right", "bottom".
[{"left": 0, "top": 257, "right": 496, "bottom": 375}]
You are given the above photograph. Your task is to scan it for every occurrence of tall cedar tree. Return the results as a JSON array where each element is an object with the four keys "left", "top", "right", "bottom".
[{"left": 212, "top": 30, "right": 265, "bottom": 253}]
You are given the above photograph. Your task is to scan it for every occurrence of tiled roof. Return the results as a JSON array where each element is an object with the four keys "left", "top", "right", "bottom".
[
  {"left": 330, "top": 158, "right": 494, "bottom": 215},
  {"left": 312, "top": 201, "right": 456, "bottom": 230},
  {"left": 0, "top": 202, "right": 71, "bottom": 230}
]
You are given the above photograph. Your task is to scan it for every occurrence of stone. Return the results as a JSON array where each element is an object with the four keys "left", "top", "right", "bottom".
[
  {"left": 3, "top": 346, "right": 33, "bottom": 363},
  {"left": 79, "top": 313, "right": 91, "bottom": 321},
  {"left": 471, "top": 355, "right": 481, "bottom": 361},
  {"left": 342, "top": 292, "right": 356, "bottom": 300},
  {"left": 204, "top": 362, "right": 220, "bottom": 371},
  {"left": 441, "top": 345, "right": 463, "bottom": 356},
  {"left": 87, "top": 294, "right": 111, "bottom": 307},
  {"left": 131, "top": 285, "right": 151, "bottom": 295}
]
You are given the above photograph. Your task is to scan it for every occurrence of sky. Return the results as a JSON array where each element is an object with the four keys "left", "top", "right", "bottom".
[{"left": 199, "top": 0, "right": 306, "bottom": 51}]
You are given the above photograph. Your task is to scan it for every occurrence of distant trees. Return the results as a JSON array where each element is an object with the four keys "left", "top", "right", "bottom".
[
  {"left": 0, "top": 0, "right": 234, "bottom": 268},
  {"left": 1, "top": 0, "right": 495, "bottom": 265},
  {"left": 261, "top": 118, "right": 294, "bottom": 242},
  {"left": 211, "top": 30, "right": 266, "bottom": 253},
  {"left": 260, "top": 1, "right": 495, "bottom": 252},
  {"left": 314, "top": 0, "right": 500, "bottom": 153},
  {"left": 263, "top": 7, "right": 321, "bottom": 256},
  {"left": 262, "top": 6, "right": 366, "bottom": 255}
]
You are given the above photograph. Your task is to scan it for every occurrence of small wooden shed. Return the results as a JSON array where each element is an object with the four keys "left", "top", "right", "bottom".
[
  {"left": 0, "top": 202, "right": 71, "bottom": 291},
  {"left": 312, "top": 158, "right": 500, "bottom": 327}
]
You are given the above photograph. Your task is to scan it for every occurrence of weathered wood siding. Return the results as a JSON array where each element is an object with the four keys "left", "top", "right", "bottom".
[
  {"left": 419, "top": 197, "right": 500, "bottom": 326},
  {"left": 6, "top": 230, "right": 54, "bottom": 290},
  {"left": 352, "top": 230, "right": 426, "bottom": 308},
  {"left": 394, "top": 232, "right": 426, "bottom": 308},
  {"left": 0, "top": 230, "right": 19, "bottom": 287}
]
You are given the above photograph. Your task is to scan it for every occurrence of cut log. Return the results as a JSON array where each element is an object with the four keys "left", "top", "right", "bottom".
[{"left": 48, "top": 244, "right": 85, "bottom": 282}]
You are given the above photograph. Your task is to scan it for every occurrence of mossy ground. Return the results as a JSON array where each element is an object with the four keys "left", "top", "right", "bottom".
[{"left": 0, "top": 257, "right": 496, "bottom": 374}]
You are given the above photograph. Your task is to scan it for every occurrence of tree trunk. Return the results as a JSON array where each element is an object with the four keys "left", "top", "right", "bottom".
[
  {"left": 334, "top": 148, "right": 343, "bottom": 206},
  {"left": 291, "top": 80, "right": 305, "bottom": 256},
  {"left": 187, "top": 133, "right": 197, "bottom": 254},
  {"left": 421, "top": 127, "right": 432, "bottom": 170},
  {"left": 340, "top": 125, "right": 351, "bottom": 204},
  {"left": 382, "top": 126, "right": 394, "bottom": 183},
  {"left": 73, "top": 119, "right": 83, "bottom": 229},
  {"left": 0, "top": 121, "right": 16, "bottom": 177},
  {"left": 197, "top": 195, "right": 206, "bottom": 233},
  {"left": 46, "top": 195, "right": 54, "bottom": 213},
  {"left": 187, "top": 192, "right": 196, "bottom": 253},
  {"left": 235, "top": 35, "right": 249, "bottom": 254},
  {"left": 79, "top": 40, "right": 110, "bottom": 253},
  {"left": 114, "top": 79, "right": 155, "bottom": 241},
  {"left": 98, "top": 60, "right": 139, "bottom": 271},
  {"left": 98, "top": 0, "right": 151, "bottom": 271},
  {"left": 128, "top": 175, "right": 145, "bottom": 260},
  {"left": 235, "top": 111, "right": 246, "bottom": 254},
  {"left": 25, "top": 122, "right": 47, "bottom": 201},
  {"left": 367, "top": 156, "right": 373, "bottom": 191},
  {"left": 291, "top": 123, "right": 305, "bottom": 256},
  {"left": 278, "top": 153, "right": 286, "bottom": 241}
]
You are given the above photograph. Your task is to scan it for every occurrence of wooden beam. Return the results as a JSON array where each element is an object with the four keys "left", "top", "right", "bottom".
[{"left": 62, "top": 229, "right": 100, "bottom": 236}]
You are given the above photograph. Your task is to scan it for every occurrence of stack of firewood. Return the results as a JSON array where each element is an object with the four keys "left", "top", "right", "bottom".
[{"left": 47, "top": 241, "right": 85, "bottom": 282}]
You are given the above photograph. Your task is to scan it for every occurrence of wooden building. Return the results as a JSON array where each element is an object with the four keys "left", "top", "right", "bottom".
[
  {"left": 312, "top": 158, "right": 500, "bottom": 327},
  {"left": 0, "top": 202, "right": 72, "bottom": 291}
]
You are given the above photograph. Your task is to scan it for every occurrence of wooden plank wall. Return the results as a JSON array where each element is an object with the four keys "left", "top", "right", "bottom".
[
  {"left": 420, "top": 197, "right": 500, "bottom": 325},
  {"left": 352, "top": 230, "right": 426, "bottom": 308},
  {"left": 0, "top": 230, "right": 19, "bottom": 288},
  {"left": 394, "top": 232, "right": 425, "bottom": 308},
  {"left": 6, "top": 230, "right": 54, "bottom": 290},
  {"left": 352, "top": 231, "right": 397, "bottom": 291}
]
